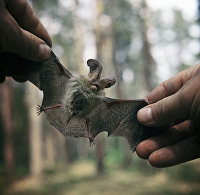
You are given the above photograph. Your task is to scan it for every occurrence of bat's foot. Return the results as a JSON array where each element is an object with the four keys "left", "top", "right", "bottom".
[
  {"left": 36, "top": 105, "right": 44, "bottom": 115},
  {"left": 36, "top": 104, "right": 64, "bottom": 115}
]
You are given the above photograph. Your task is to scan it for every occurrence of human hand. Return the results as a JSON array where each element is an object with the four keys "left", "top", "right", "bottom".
[
  {"left": 0, "top": 0, "right": 52, "bottom": 82},
  {"left": 137, "top": 64, "right": 200, "bottom": 167}
]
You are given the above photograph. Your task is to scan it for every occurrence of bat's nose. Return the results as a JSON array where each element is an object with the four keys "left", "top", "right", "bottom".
[{"left": 90, "top": 85, "right": 98, "bottom": 91}]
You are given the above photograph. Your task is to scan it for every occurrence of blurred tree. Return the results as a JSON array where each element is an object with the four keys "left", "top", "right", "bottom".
[
  {"left": 95, "top": 0, "right": 106, "bottom": 174},
  {"left": 103, "top": 0, "right": 135, "bottom": 97},
  {"left": 0, "top": 78, "right": 15, "bottom": 182},
  {"left": 70, "top": 0, "right": 89, "bottom": 161},
  {"left": 32, "top": 0, "right": 75, "bottom": 166},
  {"left": 73, "top": 0, "right": 86, "bottom": 74},
  {"left": 138, "top": 0, "right": 155, "bottom": 91},
  {"left": 25, "top": 83, "right": 43, "bottom": 178},
  {"left": 102, "top": 0, "right": 137, "bottom": 167},
  {"left": 43, "top": 123, "right": 56, "bottom": 168}
]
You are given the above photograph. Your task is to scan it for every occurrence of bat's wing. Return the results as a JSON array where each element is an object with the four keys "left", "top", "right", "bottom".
[
  {"left": 49, "top": 97, "right": 155, "bottom": 149},
  {"left": 1, "top": 52, "right": 77, "bottom": 135},
  {"left": 1, "top": 52, "right": 159, "bottom": 149},
  {"left": 87, "top": 98, "right": 159, "bottom": 151}
]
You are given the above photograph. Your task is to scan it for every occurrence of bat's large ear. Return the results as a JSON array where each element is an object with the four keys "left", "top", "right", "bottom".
[
  {"left": 100, "top": 78, "right": 116, "bottom": 89},
  {"left": 87, "top": 59, "right": 102, "bottom": 81}
]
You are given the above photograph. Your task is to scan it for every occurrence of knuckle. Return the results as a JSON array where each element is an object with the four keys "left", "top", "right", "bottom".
[
  {"left": 15, "top": 0, "right": 31, "bottom": 20},
  {"left": 25, "top": 33, "right": 39, "bottom": 58},
  {"left": 160, "top": 81, "right": 168, "bottom": 97},
  {"left": 193, "top": 62, "right": 200, "bottom": 69},
  {"left": 152, "top": 99, "right": 165, "bottom": 122}
]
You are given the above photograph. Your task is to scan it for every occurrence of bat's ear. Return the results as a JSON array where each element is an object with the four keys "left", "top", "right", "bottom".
[
  {"left": 100, "top": 78, "right": 116, "bottom": 89},
  {"left": 87, "top": 59, "right": 102, "bottom": 81}
]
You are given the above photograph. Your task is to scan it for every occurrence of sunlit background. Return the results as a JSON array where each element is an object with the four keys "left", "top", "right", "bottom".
[{"left": 1, "top": 0, "right": 200, "bottom": 194}]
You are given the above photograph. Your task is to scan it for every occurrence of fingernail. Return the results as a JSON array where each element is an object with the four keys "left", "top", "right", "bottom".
[
  {"left": 137, "top": 107, "right": 152, "bottom": 124},
  {"left": 38, "top": 44, "right": 51, "bottom": 60}
]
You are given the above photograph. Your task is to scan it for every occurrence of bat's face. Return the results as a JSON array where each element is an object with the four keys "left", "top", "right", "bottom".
[
  {"left": 65, "top": 76, "right": 104, "bottom": 117},
  {"left": 64, "top": 59, "right": 116, "bottom": 118}
]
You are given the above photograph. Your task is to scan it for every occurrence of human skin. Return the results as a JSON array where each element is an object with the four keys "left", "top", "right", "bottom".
[
  {"left": 0, "top": 0, "right": 52, "bottom": 82},
  {"left": 137, "top": 63, "right": 200, "bottom": 168}
]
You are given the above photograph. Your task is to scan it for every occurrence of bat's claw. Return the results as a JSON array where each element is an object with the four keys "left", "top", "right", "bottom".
[{"left": 36, "top": 105, "right": 43, "bottom": 115}]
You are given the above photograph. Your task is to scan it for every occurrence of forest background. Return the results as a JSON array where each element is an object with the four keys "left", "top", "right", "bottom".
[{"left": 1, "top": 0, "right": 200, "bottom": 194}]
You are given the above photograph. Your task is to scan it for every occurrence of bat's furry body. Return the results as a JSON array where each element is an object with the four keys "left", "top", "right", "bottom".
[
  {"left": 1, "top": 51, "right": 160, "bottom": 151},
  {"left": 65, "top": 76, "right": 104, "bottom": 118}
]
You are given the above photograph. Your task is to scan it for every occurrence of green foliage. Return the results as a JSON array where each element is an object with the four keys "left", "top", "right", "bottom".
[{"left": 105, "top": 138, "right": 124, "bottom": 166}]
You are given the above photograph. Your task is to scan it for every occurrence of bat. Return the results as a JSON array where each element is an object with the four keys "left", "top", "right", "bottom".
[{"left": 0, "top": 51, "right": 160, "bottom": 151}]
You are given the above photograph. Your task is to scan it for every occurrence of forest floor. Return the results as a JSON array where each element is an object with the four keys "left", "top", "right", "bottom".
[{"left": 4, "top": 159, "right": 200, "bottom": 195}]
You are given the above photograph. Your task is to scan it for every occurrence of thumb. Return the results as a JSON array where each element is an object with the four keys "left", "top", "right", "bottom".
[
  {"left": 137, "top": 92, "right": 188, "bottom": 127},
  {"left": 8, "top": 28, "right": 51, "bottom": 61},
  {"left": 3, "top": 11, "right": 51, "bottom": 61}
]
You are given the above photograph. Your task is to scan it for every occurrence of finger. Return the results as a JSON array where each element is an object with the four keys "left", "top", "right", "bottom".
[
  {"left": 1, "top": 11, "right": 51, "bottom": 61},
  {"left": 0, "top": 64, "right": 6, "bottom": 83},
  {"left": 138, "top": 66, "right": 200, "bottom": 126},
  {"left": 146, "top": 65, "right": 200, "bottom": 104},
  {"left": 0, "top": 76, "right": 5, "bottom": 83},
  {"left": 136, "top": 120, "right": 195, "bottom": 159},
  {"left": 148, "top": 136, "right": 200, "bottom": 168},
  {"left": 0, "top": 69, "right": 5, "bottom": 83},
  {"left": 6, "top": 0, "right": 52, "bottom": 47},
  {"left": 138, "top": 89, "right": 188, "bottom": 126},
  {"left": 0, "top": 52, "right": 40, "bottom": 81}
]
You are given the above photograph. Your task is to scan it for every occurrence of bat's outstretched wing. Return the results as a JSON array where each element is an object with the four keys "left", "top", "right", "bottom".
[
  {"left": 1, "top": 52, "right": 159, "bottom": 150},
  {"left": 1, "top": 52, "right": 76, "bottom": 135},
  {"left": 63, "top": 97, "right": 159, "bottom": 151},
  {"left": 87, "top": 98, "right": 154, "bottom": 151}
]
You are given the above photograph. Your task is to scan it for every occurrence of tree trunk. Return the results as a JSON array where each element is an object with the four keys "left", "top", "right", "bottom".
[
  {"left": 0, "top": 78, "right": 15, "bottom": 182},
  {"left": 139, "top": 0, "right": 155, "bottom": 91},
  {"left": 95, "top": 135, "right": 105, "bottom": 174},
  {"left": 73, "top": 0, "right": 87, "bottom": 75},
  {"left": 25, "top": 83, "right": 43, "bottom": 178},
  {"left": 44, "top": 128, "right": 55, "bottom": 168},
  {"left": 137, "top": 0, "right": 156, "bottom": 170},
  {"left": 95, "top": 0, "right": 106, "bottom": 174}
]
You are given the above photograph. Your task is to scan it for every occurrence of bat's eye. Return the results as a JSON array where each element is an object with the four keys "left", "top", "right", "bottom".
[{"left": 74, "top": 101, "right": 80, "bottom": 106}]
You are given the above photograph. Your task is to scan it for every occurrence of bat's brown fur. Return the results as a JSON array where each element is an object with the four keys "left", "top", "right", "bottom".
[{"left": 65, "top": 76, "right": 105, "bottom": 117}]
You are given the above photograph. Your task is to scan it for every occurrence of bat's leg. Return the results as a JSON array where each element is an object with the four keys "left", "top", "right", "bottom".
[
  {"left": 63, "top": 117, "right": 72, "bottom": 131},
  {"left": 84, "top": 118, "right": 96, "bottom": 146},
  {"left": 36, "top": 104, "right": 63, "bottom": 115}
]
